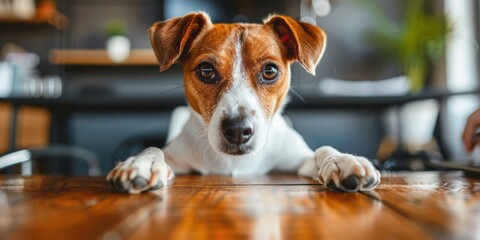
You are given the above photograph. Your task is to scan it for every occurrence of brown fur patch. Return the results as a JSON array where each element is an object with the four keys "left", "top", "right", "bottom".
[
  {"left": 183, "top": 24, "right": 237, "bottom": 123},
  {"left": 240, "top": 26, "right": 290, "bottom": 119}
]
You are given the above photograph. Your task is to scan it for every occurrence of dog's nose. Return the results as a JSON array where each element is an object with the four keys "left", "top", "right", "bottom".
[{"left": 221, "top": 117, "right": 254, "bottom": 145}]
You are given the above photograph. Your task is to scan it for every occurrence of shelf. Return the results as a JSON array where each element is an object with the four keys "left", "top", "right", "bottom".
[
  {"left": 0, "top": 11, "right": 68, "bottom": 30},
  {"left": 49, "top": 49, "right": 158, "bottom": 66},
  {"left": 1, "top": 89, "right": 478, "bottom": 112}
]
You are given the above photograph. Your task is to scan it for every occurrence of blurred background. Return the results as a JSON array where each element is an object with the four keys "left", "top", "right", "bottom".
[{"left": 0, "top": 0, "right": 479, "bottom": 176}]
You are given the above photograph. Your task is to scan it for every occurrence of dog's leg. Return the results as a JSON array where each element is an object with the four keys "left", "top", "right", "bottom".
[
  {"left": 106, "top": 147, "right": 174, "bottom": 194},
  {"left": 298, "top": 146, "right": 381, "bottom": 192}
]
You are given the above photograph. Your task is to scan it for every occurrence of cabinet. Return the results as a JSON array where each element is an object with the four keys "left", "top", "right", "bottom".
[{"left": 0, "top": 7, "right": 67, "bottom": 153}]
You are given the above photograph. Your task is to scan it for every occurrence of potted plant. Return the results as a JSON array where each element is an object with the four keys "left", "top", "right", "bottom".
[
  {"left": 106, "top": 19, "right": 131, "bottom": 63},
  {"left": 361, "top": 0, "right": 452, "bottom": 92}
]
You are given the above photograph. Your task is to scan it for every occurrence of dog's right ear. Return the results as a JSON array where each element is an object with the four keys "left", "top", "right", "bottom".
[
  {"left": 149, "top": 12, "right": 212, "bottom": 71},
  {"left": 264, "top": 15, "right": 326, "bottom": 76}
]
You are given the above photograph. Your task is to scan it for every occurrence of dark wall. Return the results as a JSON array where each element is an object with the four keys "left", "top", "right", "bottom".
[
  {"left": 63, "top": 0, "right": 163, "bottom": 49},
  {"left": 286, "top": 109, "right": 383, "bottom": 158}
]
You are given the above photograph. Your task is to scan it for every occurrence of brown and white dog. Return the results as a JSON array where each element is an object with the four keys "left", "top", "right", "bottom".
[{"left": 107, "top": 12, "right": 381, "bottom": 194}]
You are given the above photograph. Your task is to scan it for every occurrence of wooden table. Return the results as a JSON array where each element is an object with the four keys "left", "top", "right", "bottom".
[{"left": 1, "top": 171, "right": 479, "bottom": 239}]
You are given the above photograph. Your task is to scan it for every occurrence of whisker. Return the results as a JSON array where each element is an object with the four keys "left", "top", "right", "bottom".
[
  {"left": 197, "top": 131, "right": 213, "bottom": 167},
  {"left": 157, "top": 85, "right": 185, "bottom": 96},
  {"left": 192, "top": 130, "right": 206, "bottom": 159},
  {"left": 289, "top": 88, "right": 306, "bottom": 103}
]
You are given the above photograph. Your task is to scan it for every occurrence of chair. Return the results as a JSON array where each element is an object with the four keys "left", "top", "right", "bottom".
[{"left": 0, "top": 145, "right": 101, "bottom": 176}]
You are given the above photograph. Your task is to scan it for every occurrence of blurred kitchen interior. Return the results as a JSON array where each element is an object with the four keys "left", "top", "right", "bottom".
[{"left": 0, "top": 0, "right": 479, "bottom": 175}]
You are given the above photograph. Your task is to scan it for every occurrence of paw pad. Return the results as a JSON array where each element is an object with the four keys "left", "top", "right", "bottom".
[
  {"left": 341, "top": 175, "right": 360, "bottom": 191},
  {"left": 132, "top": 177, "right": 148, "bottom": 189}
]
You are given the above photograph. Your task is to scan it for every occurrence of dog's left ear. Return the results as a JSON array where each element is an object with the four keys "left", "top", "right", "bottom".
[
  {"left": 149, "top": 12, "right": 213, "bottom": 71},
  {"left": 264, "top": 15, "right": 326, "bottom": 75}
]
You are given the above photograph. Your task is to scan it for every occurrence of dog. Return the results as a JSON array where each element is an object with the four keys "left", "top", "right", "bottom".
[{"left": 106, "top": 12, "right": 381, "bottom": 194}]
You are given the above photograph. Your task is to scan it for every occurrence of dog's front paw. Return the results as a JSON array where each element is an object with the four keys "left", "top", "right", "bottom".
[
  {"left": 106, "top": 147, "right": 174, "bottom": 194},
  {"left": 316, "top": 148, "right": 381, "bottom": 192}
]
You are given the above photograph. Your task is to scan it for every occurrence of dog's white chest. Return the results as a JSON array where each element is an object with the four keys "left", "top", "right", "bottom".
[{"left": 194, "top": 152, "right": 272, "bottom": 175}]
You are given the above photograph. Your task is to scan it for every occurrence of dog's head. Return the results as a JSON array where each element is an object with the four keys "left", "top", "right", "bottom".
[{"left": 149, "top": 12, "right": 326, "bottom": 156}]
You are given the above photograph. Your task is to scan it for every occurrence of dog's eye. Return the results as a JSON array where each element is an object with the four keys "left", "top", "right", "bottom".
[
  {"left": 195, "top": 62, "right": 218, "bottom": 84},
  {"left": 259, "top": 63, "right": 279, "bottom": 84}
]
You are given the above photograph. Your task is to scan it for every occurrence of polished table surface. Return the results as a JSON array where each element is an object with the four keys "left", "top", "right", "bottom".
[{"left": 0, "top": 171, "right": 479, "bottom": 240}]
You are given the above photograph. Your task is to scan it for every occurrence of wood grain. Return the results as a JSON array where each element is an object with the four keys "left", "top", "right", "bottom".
[
  {"left": 364, "top": 171, "right": 480, "bottom": 239},
  {"left": 0, "top": 172, "right": 478, "bottom": 239},
  {"left": 0, "top": 176, "right": 158, "bottom": 240},
  {"left": 130, "top": 185, "right": 430, "bottom": 240}
]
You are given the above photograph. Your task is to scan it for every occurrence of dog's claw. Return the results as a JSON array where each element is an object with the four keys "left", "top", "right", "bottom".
[
  {"left": 150, "top": 182, "right": 163, "bottom": 190},
  {"left": 327, "top": 180, "right": 341, "bottom": 192},
  {"left": 363, "top": 177, "right": 376, "bottom": 189},
  {"left": 114, "top": 178, "right": 125, "bottom": 191},
  {"left": 112, "top": 179, "right": 127, "bottom": 193}
]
